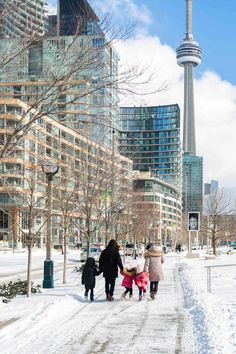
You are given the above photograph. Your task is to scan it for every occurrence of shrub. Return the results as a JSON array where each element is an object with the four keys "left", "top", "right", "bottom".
[{"left": 0, "top": 280, "right": 41, "bottom": 299}]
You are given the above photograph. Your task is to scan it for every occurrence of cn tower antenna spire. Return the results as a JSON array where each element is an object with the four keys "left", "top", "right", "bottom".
[{"left": 186, "top": 0, "right": 193, "bottom": 39}]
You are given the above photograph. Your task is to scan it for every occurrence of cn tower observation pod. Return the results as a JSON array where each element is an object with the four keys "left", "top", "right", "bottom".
[{"left": 176, "top": 39, "right": 202, "bottom": 67}]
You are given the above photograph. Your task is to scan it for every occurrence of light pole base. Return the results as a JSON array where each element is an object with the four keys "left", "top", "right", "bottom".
[
  {"left": 43, "top": 260, "right": 54, "bottom": 288},
  {"left": 186, "top": 252, "right": 199, "bottom": 258}
]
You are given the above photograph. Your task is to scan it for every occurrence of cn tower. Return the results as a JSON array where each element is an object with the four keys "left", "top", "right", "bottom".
[{"left": 176, "top": 0, "right": 202, "bottom": 155}]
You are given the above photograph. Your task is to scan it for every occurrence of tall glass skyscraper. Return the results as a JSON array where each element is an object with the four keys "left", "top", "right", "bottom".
[
  {"left": 119, "top": 104, "right": 182, "bottom": 188},
  {"left": 183, "top": 154, "right": 203, "bottom": 212}
]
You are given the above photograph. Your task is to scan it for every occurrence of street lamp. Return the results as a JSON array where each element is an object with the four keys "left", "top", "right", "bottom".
[{"left": 42, "top": 161, "right": 59, "bottom": 288}]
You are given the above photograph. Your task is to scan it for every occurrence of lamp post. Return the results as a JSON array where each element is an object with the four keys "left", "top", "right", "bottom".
[{"left": 42, "top": 161, "right": 59, "bottom": 288}]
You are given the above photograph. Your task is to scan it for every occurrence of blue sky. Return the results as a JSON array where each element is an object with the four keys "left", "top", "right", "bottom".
[
  {"left": 48, "top": 0, "right": 236, "bottom": 84},
  {"left": 47, "top": 1, "right": 236, "bottom": 189},
  {"left": 141, "top": 0, "right": 236, "bottom": 84}
]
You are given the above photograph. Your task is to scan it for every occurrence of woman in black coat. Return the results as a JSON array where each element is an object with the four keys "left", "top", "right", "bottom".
[
  {"left": 82, "top": 257, "right": 101, "bottom": 301},
  {"left": 99, "top": 239, "right": 123, "bottom": 301}
]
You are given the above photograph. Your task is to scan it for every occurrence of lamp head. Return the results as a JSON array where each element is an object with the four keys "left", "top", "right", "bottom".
[{"left": 42, "top": 161, "right": 59, "bottom": 180}]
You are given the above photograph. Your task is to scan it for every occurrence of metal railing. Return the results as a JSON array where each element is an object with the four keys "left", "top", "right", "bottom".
[{"left": 205, "top": 264, "right": 236, "bottom": 292}]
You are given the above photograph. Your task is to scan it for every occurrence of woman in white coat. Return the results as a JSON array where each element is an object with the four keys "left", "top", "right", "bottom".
[{"left": 144, "top": 244, "right": 164, "bottom": 299}]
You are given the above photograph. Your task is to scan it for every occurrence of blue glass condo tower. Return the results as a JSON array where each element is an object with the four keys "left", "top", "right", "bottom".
[{"left": 119, "top": 104, "right": 182, "bottom": 188}]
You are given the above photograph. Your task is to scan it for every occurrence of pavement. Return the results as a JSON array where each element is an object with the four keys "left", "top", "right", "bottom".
[{"left": 0, "top": 251, "right": 185, "bottom": 353}]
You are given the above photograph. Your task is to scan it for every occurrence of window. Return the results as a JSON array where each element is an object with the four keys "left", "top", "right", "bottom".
[
  {"left": 92, "top": 37, "right": 105, "bottom": 47},
  {"left": 21, "top": 212, "right": 29, "bottom": 230},
  {"left": 0, "top": 134, "right": 5, "bottom": 145},
  {"left": 0, "top": 193, "right": 9, "bottom": 204},
  {"left": 0, "top": 211, "right": 8, "bottom": 228}
]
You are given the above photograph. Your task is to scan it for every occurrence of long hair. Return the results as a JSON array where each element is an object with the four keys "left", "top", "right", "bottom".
[{"left": 106, "top": 239, "right": 118, "bottom": 252}]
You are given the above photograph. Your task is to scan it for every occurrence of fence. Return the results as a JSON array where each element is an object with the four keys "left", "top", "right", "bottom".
[{"left": 205, "top": 263, "right": 236, "bottom": 292}]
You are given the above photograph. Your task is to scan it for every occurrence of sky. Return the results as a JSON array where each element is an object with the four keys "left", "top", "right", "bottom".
[
  {"left": 0, "top": 249, "right": 236, "bottom": 353},
  {"left": 47, "top": 1, "right": 236, "bottom": 190}
]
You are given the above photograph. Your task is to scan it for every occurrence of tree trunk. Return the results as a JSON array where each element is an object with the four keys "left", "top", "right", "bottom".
[
  {"left": 86, "top": 237, "right": 90, "bottom": 258},
  {"left": 63, "top": 231, "right": 67, "bottom": 284},
  {"left": 212, "top": 232, "right": 217, "bottom": 256},
  {"left": 27, "top": 244, "right": 32, "bottom": 297},
  {"left": 105, "top": 222, "right": 109, "bottom": 246},
  {"left": 86, "top": 220, "right": 91, "bottom": 258}
]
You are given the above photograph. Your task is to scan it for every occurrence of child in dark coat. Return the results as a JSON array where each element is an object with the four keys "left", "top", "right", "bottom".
[{"left": 82, "top": 257, "right": 101, "bottom": 302}]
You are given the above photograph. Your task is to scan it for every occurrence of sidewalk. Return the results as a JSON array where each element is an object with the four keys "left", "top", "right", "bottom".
[
  {"left": 0, "top": 253, "right": 185, "bottom": 354},
  {"left": 122, "top": 254, "right": 183, "bottom": 354}
]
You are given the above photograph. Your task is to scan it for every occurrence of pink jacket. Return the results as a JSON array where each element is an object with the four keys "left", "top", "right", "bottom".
[
  {"left": 121, "top": 269, "right": 135, "bottom": 288},
  {"left": 135, "top": 271, "right": 149, "bottom": 290}
]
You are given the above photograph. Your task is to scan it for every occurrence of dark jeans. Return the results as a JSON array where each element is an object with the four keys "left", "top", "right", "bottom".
[
  {"left": 138, "top": 288, "right": 146, "bottom": 296},
  {"left": 105, "top": 278, "right": 116, "bottom": 296},
  {"left": 124, "top": 287, "right": 133, "bottom": 296},
  {"left": 150, "top": 281, "right": 159, "bottom": 293},
  {"left": 85, "top": 287, "right": 94, "bottom": 301}
]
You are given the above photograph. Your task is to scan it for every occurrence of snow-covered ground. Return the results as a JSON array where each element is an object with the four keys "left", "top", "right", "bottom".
[
  {"left": 0, "top": 248, "right": 236, "bottom": 354},
  {"left": 179, "top": 250, "right": 236, "bottom": 354}
]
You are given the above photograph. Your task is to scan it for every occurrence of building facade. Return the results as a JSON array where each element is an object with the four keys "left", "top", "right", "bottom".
[
  {"left": 0, "top": 98, "right": 132, "bottom": 247},
  {"left": 133, "top": 171, "right": 182, "bottom": 248},
  {"left": 57, "top": 0, "right": 100, "bottom": 36},
  {"left": 0, "top": 0, "right": 119, "bottom": 149},
  {"left": 183, "top": 154, "right": 203, "bottom": 213},
  {"left": 119, "top": 104, "right": 182, "bottom": 189},
  {"left": 0, "top": 0, "right": 47, "bottom": 38}
]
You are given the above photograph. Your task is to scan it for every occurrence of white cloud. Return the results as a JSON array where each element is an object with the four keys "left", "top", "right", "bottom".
[
  {"left": 45, "top": 2, "right": 57, "bottom": 15},
  {"left": 94, "top": 0, "right": 152, "bottom": 26},
  {"left": 117, "top": 34, "right": 236, "bottom": 188}
]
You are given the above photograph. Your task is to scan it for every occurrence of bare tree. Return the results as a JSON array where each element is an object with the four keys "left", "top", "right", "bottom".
[
  {"left": 73, "top": 141, "right": 115, "bottom": 255},
  {"left": 0, "top": 167, "right": 48, "bottom": 296},
  {"left": 203, "top": 190, "right": 235, "bottom": 255},
  {"left": 54, "top": 166, "right": 78, "bottom": 284},
  {"left": 0, "top": 9, "right": 163, "bottom": 161}
]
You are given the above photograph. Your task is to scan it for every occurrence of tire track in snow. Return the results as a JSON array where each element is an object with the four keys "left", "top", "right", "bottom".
[{"left": 59, "top": 296, "right": 142, "bottom": 353}]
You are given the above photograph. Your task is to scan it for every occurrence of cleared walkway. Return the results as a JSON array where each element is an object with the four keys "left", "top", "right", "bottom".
[{"left": 0, "top": 254, "right": 185, "bottom": 354}]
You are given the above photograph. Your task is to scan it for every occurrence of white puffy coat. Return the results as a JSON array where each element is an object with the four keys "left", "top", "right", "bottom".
[{"left": 144, "top": 245, "right": 164, "bottom": 282}]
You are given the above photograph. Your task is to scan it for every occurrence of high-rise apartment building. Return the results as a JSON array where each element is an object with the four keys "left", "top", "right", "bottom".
[
  {"left": 133, "top": 171, "right": 182, "bottom": 247},
  {"left": 0, "top": 0, "right": 124, "bottom": 246},
  {"left": 176, "top": 0, "right": 203, "bottom": 214},
  {"left": 203, "top": 180, "right": 218, "bottom": 216},
  {"left": 119, "top": 105, "right": 182, "bottom": 189},
  {"left": 0, "top": 0, "right": 47, "bottom": 38},
  {"left": 0, "top": 98, "right": 132, "bottom": 245},
  {"left": 204, "top": 180, "right": 218, "bottom": 197},
  {"left": 0, "top": 0, "right": 119, "bottom": 146}
]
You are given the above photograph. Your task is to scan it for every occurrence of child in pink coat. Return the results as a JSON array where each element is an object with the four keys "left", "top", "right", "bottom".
[
  {"left": 134, "top": 264, "right": 149, "bottom": 301},
  {"left": 120, "top": 267, "right": 136, "bottom": 300}
]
